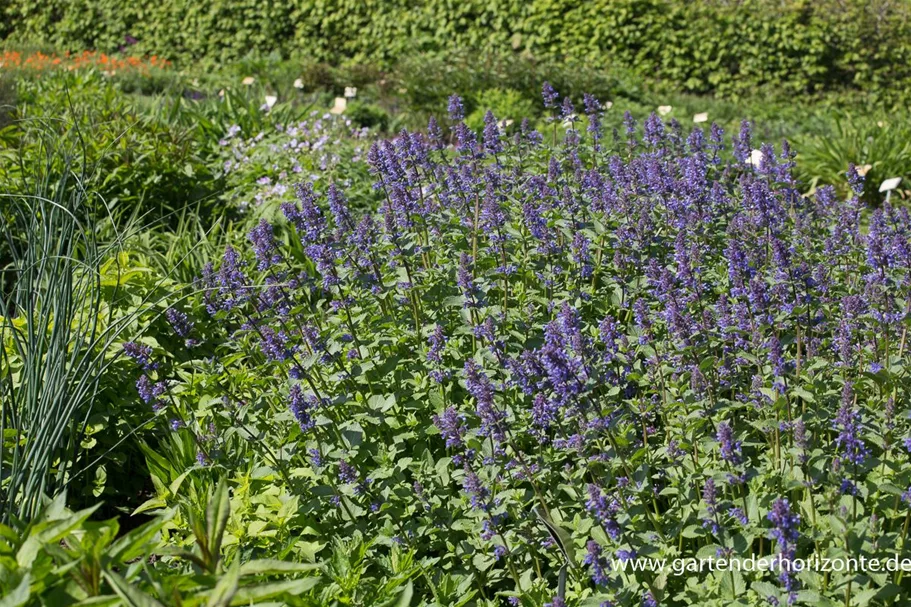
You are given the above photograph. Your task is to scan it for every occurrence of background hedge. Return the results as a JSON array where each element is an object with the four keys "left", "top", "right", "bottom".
[{"left": 2, "top": 0, "right": 910, "bottom": 100}]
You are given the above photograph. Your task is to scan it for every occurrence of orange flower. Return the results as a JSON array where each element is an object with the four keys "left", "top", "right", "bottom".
[{"left": 0, "top": 49, "right": 171, "bottom": 74}]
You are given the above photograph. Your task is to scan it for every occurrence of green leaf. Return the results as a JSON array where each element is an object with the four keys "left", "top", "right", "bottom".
[
  {"left": 381, "top": 581, "right": 413, "bottom": 607},
  {"left": 206, "top": 560, "right": 240, "bottom": 607},
  {"left": 18, "top": 503, "right": 101, "bottom": 568},
  {"left": 719, "top": 569, "right": 746, "bottom": 597},
  {"left": 682, "top": 524, "right": 705, "bottom": 538},
  {"left": 229, "top": 578, "right": 321, "bottom": 604},
  {"left": 101, "top": 570, "right": 165, "bottom": 607},
  {"left": 168, "top": 468, "right": 195, "bottom": 498},
  {"left": 170, "top": 549, "right": 210, "bottom": 571},
  {"left": 109, "top": 511, "right": 174, "bottom": 564},
  {"left": 532, "top": 507, "right": 576, "bottom": 567},
  {"left": 750, "top": 581, "right": 779, "bottom": 600},
  {"left": 237, "top": 559, "right": 321, "bottom": 576},
  {"left": 132, "top": 497, "right": 167, "bottom": 516},
  {"left": 471, "top": 553, "right": 495, "bottom": 572},
  {"left": 0, "top": 573, "right": 30, "bottom": 607},
  {"left": 206, "top": 480, "right": 231, "bottom": 571}
]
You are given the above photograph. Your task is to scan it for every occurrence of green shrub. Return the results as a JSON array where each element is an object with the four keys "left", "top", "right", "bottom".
[
  {"left": 346, "top": 101, "right": 390, "bottom": 132},
  {"left": 465, "top": 88, "right": 538, "bottom": 132},
  {"left": 5, "top": 70, "right": 222, "bottom": 227},
  {"left": 3, "top": 0, "right": 910, "bottom": 102},
  {"left": 391, "top": 51, "right": 640, "bottom": 117}
]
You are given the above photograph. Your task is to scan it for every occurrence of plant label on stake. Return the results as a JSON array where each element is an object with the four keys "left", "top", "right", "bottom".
[
  {"left": 693, "top": 112, "right": 708, "bottom": 123},
  {"left": 746, "top": 149, "right": 764, "bottom": 168},
  {"left": 330, "top": 97, "right": 347, "bottom": 115},
  {"left": 880, "top": 177, "right": 901, "bottom": 203}
]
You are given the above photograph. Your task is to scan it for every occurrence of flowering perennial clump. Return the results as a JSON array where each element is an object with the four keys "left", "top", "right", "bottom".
[
  {"left": 0, "top": 50, "right": 171, "bottom": 73},
  {"left": 127, "top": 85, "right": 911, "bottom": 606},
  {"left": 219, "top": 113, "right": 370, "bottom": 212}
]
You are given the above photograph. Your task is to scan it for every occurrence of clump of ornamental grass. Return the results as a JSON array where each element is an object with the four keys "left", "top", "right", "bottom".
[
  {"left": 0, "top": 147, "right": 165, "bottom": 523},
  {"left": 130, "top": 84, "right": 911, "bottom": 607}
]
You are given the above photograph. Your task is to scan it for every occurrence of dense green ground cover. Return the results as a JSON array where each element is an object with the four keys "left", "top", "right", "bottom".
[{"left": 1, "top": 52, "right": 911, "bottom": 606}]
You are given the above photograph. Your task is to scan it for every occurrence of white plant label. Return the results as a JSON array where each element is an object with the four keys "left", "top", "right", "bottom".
[
  {"left": 330, "top": 97, "right": 347, "bottom": 114},
  {"left": 880, "top": 177, "right": 902, "bottom": 192},
  {"left": 746, "top": 149, "right": 764, "bottom": 168}
]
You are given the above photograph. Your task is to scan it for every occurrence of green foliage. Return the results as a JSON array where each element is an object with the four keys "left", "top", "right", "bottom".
[
  {"left": 390, "top": 51, "right": 640, "bottom": 120},
  {"left": 178, "top": 480, "right": 231, "bottom": 575},
  {"left": 212, "top": 107, "right": 374, "bottom": 218},
  {"left": 2, "top": 70, "right": 222, "bottom": 227},
  {"left": 3, "top": 0, "right": 911, "bottom": 101},
  {"left": 795, "top": 112, "right": 911, "bottom": 204},
  {"left": 0, "top": 150, "right": 150, "bottom": 522},
  {"left": 465, "top": 89, "right": 539, "bottom": 133},
  {"left": 162, "top": 86, "right": 304, "bottom": 156},
  {"left": 0, "top": 111, "right": 230, "bottom": 517},
  {"left": 132, "top": 206, "right": 229, "bottom": 285},
  {"left": 0, "top": 76, "right": 15, "bottom": 130},
  {"left": 347, "top": 102, "right": 391, "bottom": 132},
  {"left": 0, "top": 492, "right": 170, "bottom": 604},
  {"left": 0, "top": 491, "right": 326, "bottom": 606},
  {"left": 119, "top": 90, "right": 911, "bottom": 606}
]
